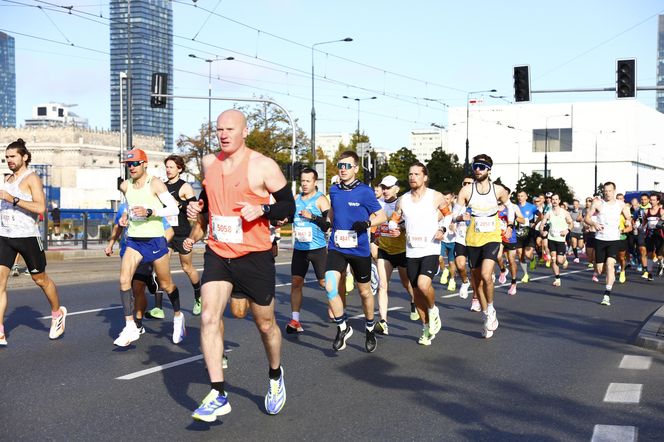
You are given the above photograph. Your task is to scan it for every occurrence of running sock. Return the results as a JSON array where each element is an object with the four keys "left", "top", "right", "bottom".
[
  {"left": 52, "top": 309, "right": 62, "bottom": 318},
  {"left": 154, "top": 291, "right": 163, "bottom": 309},
  {"left": 555, "top": 274, "right": 560, "bottom": 279},
  {"left": 487, "top": 303, "right": 495, "bottom": 314},
  {"left": 519, "top": 261, "right": 528, "bottom": 275},
  {"left": 268, "top": 367, "right": 281, "bottom": 380},
  {"left": 511, "top": 278, "right": 517, "bottom": 284},
  {"left": 605, "top": 284, "right": 613, "bottom": 292},
  {"left": 134, "top": 317, "right": 143, "bottom": 329},
  {"left": 120, "top": 289, "right": 133, "bottom": 317},
  {"left": 292, "top": 311, "right": 300, "bottom": 322},
  {"left": 192, "top": 281, "right": 201, "bottom": 300},
  {"left": 365, "top": 318, "right": 375, "bottom": 331},
  {"left": 166, "top": 287, "right": 181, "bottom": 312},
  {"left": 604, "top": 289, "right": 611, "bottom": 297},
  {"left": 410, "top": 302, "right": 416, "bottom": 312},
  {"left": 211, "top": 381, "right": 226, "bottom": 396},
  {"left": 335, "top": 315, "right": 347, "bottom": 330}
]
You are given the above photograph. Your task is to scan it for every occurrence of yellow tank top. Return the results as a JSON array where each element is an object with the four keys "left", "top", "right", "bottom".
[
  {"left": 126, "top": 176, "right": 165, "bottom": 238},
  {"left": 466, "top": 182, "right": 502, "bottom": 247}
]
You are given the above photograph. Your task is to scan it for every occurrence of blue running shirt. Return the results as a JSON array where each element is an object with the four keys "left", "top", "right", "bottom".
[{"left": 328, "top": 183, "right": 382, "bottom": 257}]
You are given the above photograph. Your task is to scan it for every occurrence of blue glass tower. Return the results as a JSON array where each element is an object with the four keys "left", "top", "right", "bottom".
[
  {"left": 0, "top": 31, "right": 16, "bottom": 128},
  {"left": 110, "top": 0, "right": 173, "bottom": 150}
]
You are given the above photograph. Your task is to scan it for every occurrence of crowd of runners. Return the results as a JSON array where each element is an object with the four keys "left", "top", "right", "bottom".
[{"left": 1, "top": 109, "right": 663, "bottom": 422}]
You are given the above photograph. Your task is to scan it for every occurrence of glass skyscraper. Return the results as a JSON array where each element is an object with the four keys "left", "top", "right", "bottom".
[
  {"left": 0, "top": 31, "right": 16, "bottom": 128},
  {"left": 658, "top": 15, "right": 664, "bottom": 113},
  {"left": 110, "top": 0, "right": 173, "bottom": 150}
]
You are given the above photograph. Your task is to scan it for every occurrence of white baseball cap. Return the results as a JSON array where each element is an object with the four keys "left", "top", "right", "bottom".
[{"left": 380, "top": 175, "right": 398, "bottom": 187}]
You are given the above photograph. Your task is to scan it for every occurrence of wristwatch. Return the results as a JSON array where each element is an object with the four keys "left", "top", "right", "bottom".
[
  {"left": 146, "top": 208, "right": 153, "bottom": 217},
  {"left": 262, "top": 204, "right": 271, "bottom": 215},
  {"left": 12, "top": 197, "right": 19, "bottom": 207}
]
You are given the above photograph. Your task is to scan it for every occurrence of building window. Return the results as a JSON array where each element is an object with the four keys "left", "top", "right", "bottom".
[
  {"left": 37, "top": 107, "right": 47, "bottom": 116},
  {"left": 532, "top": 128, "right": 573, "bottom": 152}
]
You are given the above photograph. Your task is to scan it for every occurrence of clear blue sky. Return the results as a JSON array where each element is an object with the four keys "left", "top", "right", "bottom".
[{"left": 1, "top": 0, "right": 662, "bottom": 151}]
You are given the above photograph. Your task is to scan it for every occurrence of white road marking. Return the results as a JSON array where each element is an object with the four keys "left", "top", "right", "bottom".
[
  {"left": 39, "top": 306, "right": 122, "bottom": 319},
  {"left": 116, "top": 354, "right": 204, "bottom": 380},
  {"left": 348, "top": 306, "right": 403, "bottom": 320},
  {"left": 440, "top": 268, "right": 590, "bottom": 299},
  {"left": 603, "top": 383, "right": 642, "bottom": 403},
  {"left": 619, "top": 355, "right": 652, "bottom": 370},
  {"left": 591, "top": 424, "right": 637, "bottom": 442}
]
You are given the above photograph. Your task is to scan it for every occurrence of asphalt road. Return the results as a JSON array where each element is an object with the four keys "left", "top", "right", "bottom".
[{"left": 1, "top": 252, "right": 663, "bottom": 441}]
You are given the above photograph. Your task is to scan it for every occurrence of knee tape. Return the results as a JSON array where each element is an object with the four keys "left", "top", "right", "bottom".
[{"left": 325, "top": 271, "right": 338, "bottom": 301}]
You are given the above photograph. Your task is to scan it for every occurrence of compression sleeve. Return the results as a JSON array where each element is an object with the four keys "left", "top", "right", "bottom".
[
  {"left": 155, "top": 191, "right": 179, "bottom": 217},
  {"left": 264, "top": 184, "right": 295, "bottom": 221},
  {"left": 198, "top": 188, "right": 209, "bottom": 214},
  {"left": 310, "top": 209, "right": 331, "bottom": 232}
]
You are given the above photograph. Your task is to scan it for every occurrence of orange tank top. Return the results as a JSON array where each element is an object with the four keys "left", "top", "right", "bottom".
[{"left": 204, "top": 149, "right": 271, "bottom": 258}]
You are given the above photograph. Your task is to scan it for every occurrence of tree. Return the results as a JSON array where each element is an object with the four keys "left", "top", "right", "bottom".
[
  {"left": 176, "top": 123, "right": 213, "bottom": 182},
  {"left": 382, "top": 147, "right": 418, "bottom": 186},
  {"left": 514, "top": 172, "right": 575, "bottom": 203},
  {"left": 425, "top": 147, "right": 465, "bottom": 192}
]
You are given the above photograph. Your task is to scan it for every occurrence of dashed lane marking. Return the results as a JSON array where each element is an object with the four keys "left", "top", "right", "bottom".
[
  {"left": 603, "top": 383, "right": 642, "bottom": 403},
  {"left": 619, "top": 355, "right": 652, "bottom": 370},
  {"left": 591, "top": 425, "right": 637, "bottom": 442}
]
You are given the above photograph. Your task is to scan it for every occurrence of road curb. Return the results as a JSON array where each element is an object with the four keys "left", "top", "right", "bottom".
[{"left": 634, "top": 304, "right": 664, "bottom": 353}]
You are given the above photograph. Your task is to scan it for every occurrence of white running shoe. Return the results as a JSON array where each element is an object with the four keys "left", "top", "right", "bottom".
[
  {"left": 507, "top": 283, "right": 517, "bottom": 296},
  {"left": 49, "top": 306, "right": 67, "bottom": 340},
  {"left": 114, "top": 322, "right": 143, "bottom": 347},
  {"left": 173, "top": 313, "right": 186, "bottom": 344},
  {"left": 485, "top": 310, "right": 499, "bottom": 332},
  {"left": 552, "top": 279, "right": 561, "bottom": 287},
  {"left": 428, "top": 306, "right": 442, "bottom": 335},
  {"left": 470, "top": 298, "right": 481, "bottom": 312},
  {"left": 498, "top": 270, "right": 507, "bottom": 285},
  {"left": 459, "top": 281, "right": 471, "bottom": 299}
]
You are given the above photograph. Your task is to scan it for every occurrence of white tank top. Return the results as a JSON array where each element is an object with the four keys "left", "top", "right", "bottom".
[
  {"left": 595, "top": 199, "right": 623, "bottom": 241},
  {"left": 0, "top": 170, "right": 41, "bottom": 238},
  {"left": 400, "top": 188, "right": 441, "bottom": 258}
]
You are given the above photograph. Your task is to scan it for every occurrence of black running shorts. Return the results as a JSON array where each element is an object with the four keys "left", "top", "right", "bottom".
[
  {"left": 325, "top": 249, "right": 371, "bottom": 283},
  {"left": 377, "top": 248, "right": 407, "bottom": 269},
  {"left": 0, "top": 236, "right": 46, "bottom": 274},
  {"left": 406, "top": 254, "right": 440, "bottom": 287},
  {"left": 291, "top": 247, "right": 327, "bottom": 279},
  {"left": 547, "top": 239, "right": 567, "bottom": 255},
  {"left": 594, "top": 239, "right": 621, "bottom": 263},
  {"left": 168, "top": 235, "right": 192, "bottom": 255},
  {"left": 466, "top": 242, "right": 501, "bottom": 269},
  {"left": 201, "top": 247, "right": 275, "bottom": 306}
]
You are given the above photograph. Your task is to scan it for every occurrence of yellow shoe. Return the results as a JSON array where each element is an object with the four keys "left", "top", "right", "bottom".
[
  {"left": 440, "top": 268, "right": 450, "bottom": 285},
  {"left": 619, "top": 271, "right": 626, "bottom": 284},
  {"left": 545, "top": 260, "right": 551, "bottom": 268},
  {"left": 521, "top": 273, "right": 530, "bottom": 283},
  {"left": 345, "top": 273, "right": 354, "bottom": 293},
  {"left": 447, "top": 279, "right": 456, "bottom": 291}
]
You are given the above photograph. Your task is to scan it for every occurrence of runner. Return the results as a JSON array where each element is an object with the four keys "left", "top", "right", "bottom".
[
  {"left": 539, "top": 194, "right": 573, "bottom": 287},
  {"left": 497, "top": 188, "right": 525, "bottom": 294},
  {"left": 148, "top": 154, "right": 202, "bottom": 318},
  {"left": 457, "top": 154, "right": 513, "bottom": 339},
  {"left": 585, "top": 182, "right": 632, "bottom": 306},
  {"left": 635, "top": 193, "right": 652, "bottom": 278},
  {"left": 642, "top": 193, "right": 664, "bottom": 281},
  {"left": 0, "top": 139, "right": 67, "bottom": 345},
  {"left": 568, "top": 199, "right": 585, "bottom": 263},
  {"left": 392, "top": 162, "right": 446, "bottom": 345},
  {"left": 439, "top": 190, "right": 458, "bottom": 292},
  {"left": 187, "top": 109, "right": 294, "bottom": 419},
  {"left": 324, "top": 150, "right": 386, "bottom": 353},
  {"left": 451, "top": 177, "right": 474, "bottom": 307},
  {"left": 515, "top": 190, "right": 540, "bottom": 283},
  {"left": 115, "top": 148, "right": 183, "bottom": 346},
  {"left": 582, "top": 197, "right": 598, "bottom": 278},
  {"left": 286, "top": 166, "right": 330, "bottom": 334},
  {"left": 373, "top": 175, "right": 416, "bottom": 335}
]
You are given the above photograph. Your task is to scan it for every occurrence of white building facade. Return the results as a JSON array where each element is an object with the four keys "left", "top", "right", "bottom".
[
  {"left": 408, "top": 128, "right": 445, "bottom": 163},
  {"left": 445, "top": 100, "right": 664, "bottom": 198},
  {"left": 317, "top": 132, "right": 352, "bottom": 159},
  {"left": 25, "top": 103, "right": 89, "bottom": 128}
]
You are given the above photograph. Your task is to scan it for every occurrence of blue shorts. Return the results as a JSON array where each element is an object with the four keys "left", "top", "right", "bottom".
[
  {"left": 126, "top": 237, "right": 169, "bottom": 264},
  {"left": 440, "top": 241, "right": 455, "bottom": 263}
]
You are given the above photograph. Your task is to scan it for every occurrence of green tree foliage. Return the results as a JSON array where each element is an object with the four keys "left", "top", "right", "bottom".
[
  {"left": 514, "top": 172, "right": 575, "bottom": 203},
  {"left": 380, "top": 147, "right": 419, "bottom": 187},
  {"left": 176, "top": 123, "right": 213, "bottom": 182},
  {"left": 425, "top": 147, "right": 465, "bottom": 192}
]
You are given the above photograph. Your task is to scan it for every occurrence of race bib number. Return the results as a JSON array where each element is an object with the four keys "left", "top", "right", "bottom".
[
  {"left": 211, "top": 216, "right": 243, "bottom": 244},
  {"left": 474, "top": 216, "right": 496, "bottom": 233},
  {"left": 407, "top": 234, "right": 428, "bottom": 248},
  {"left": 516, "top": 226, "right": 529, "bottom": 238},
  {"left": 166, "top": 215, "right": 179, "bottom": 227},
  {"left": 521, "top": 218, "right": 530, "bottom": 227},
  {"left": 1, "top": 211, "right": 15, "bottom": 227},
  {"left": 573, "top": 221, "right": 581, "bottom": 230},
  {"left": 334, "top": 230, "right": 358, "bottom": 248},
  {"left": 647, "top": 218, "right": 659, "bottom": 229},
  {"left": 294, "top": 226, "right": 313, "bottom": 243},
  {"left": 129, "top": 206, "right": 147, "bottom": 222}
]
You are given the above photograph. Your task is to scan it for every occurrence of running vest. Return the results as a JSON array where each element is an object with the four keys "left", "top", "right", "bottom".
[
  {"left": 569, "top": 207, "right": 583, "bottom": 233},
  {"left": 594, "top": 199, "right": 623, "bottom": 241},
  {"left": 293, "top": 191, "right": 327, "bottom": 250},
  {"left": 165, "top": 178, "right": 191, "bottom": 237},
  {"left": 547, "top": 208, "right": 569, "bottom": 242},
  {"left": 498, "top": 207, "right": 516, "bottom": 244},
  {"left": 466, "top": 182, "right": 502, "bottom": 247},
  {"left": 204, "top": 150, "right": 271, "bottom": 259},
  {"left": 125, "top": 175, "right": 165, "bottom": 238},
  {"left": 643, "top": 207, "right": 664, "bottom": 238},
  {"left": 400, "top": 188, "right": 441, "bottom": 258},
  {"left": 453, "top": 204, "right": 467, "bottom": 246},
  {"left": 0, "top": 170, "right": 40, "bottom": 238},
  {"left": 377, "top": 197, "right": 406, "bottom": 255}
]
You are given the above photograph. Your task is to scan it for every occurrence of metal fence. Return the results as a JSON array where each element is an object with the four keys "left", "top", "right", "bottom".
[{"left": 43, "top": 209, "right": 116, "bottom": 250}]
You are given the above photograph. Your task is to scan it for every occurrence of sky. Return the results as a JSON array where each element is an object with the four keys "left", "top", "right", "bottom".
[{"left": 1, "top": 0, "right": 662, "bottom": 152}]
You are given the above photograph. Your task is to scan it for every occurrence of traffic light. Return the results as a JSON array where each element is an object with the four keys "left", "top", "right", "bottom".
[
  {"left": 150, "top": 73, "right": 168, "bottom": 108},
  {"left": 616, "top": 59, "right": 636, "bottom": 98},
  {"left": 513, "top": 65, "right": 530, "bottom": 102}
]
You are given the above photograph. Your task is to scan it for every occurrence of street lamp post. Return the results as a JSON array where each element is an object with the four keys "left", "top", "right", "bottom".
[
  {"left": 311, "top": 37, "right": 353, "bottom": 163},
  {"left": 637, "top": 143, "right": 656, "bottom": 191},
  {"left": 188, "top": 54, "right": 234, "bottom": 149},
  {"left": 593, "top": 130, "right": 616, "bottom": 192},
  {"left": 465, "top": 89, "right": 496, "bottom": 174},
  {"left": 343, "top": 96, "right": 377, "bottom": 183},
  {"left": 543, "top": 113, "right": 569, "bottom": 181}
]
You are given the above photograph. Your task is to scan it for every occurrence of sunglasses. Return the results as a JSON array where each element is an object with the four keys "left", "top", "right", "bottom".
[
  {"left": 472, "top": 163, "right": 490, "bottom": 171},
  {"left": 126, "top": 161, "right": 144, "bottom": 167},
  {"left": 337, "top": 162, "right": 355, "bottom": 170}
]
